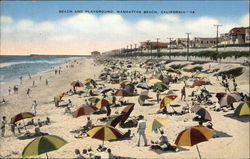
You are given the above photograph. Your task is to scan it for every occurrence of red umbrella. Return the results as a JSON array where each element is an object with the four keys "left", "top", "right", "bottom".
[
  {"left": 215, "top": 92, "right": 226, "bottom": 101},
  {"left": 71, "top": 81, "right": 83, "bottom": 87},
  {"left": 73, "top": 106, "right": 97, "bottom": 118},
  {"left": 119, "top": 104, "right": 135, "bottom": 126},
  {"left": 192, "top": 80, "right": 206, "bottom": 87},
  {"left": 115, "top": 89, "right": 128, "bottom": 97}
]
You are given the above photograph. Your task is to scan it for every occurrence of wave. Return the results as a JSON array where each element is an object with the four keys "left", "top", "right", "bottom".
[{"left": 0, "top": 60, "right": 64, "bottom": 69}]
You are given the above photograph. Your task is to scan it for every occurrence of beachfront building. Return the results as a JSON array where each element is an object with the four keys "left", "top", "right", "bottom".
[
  {"left": 219, "top": 33, "right": 231, "bottom": 45},
  {"left": 140, "top": 41, "right": 169, "bottom": 50},
  {"left": 245, "top": 27, "right": 250, "bottom": 43},
  {"left": 193, "top": 37, "right": 217, "bottom": 48},
  {"left": 91, "top": 51, "right": 101, "bottom": 57},
  {"left": 228, "top": 27, "right": 247, "bottom": 44}
]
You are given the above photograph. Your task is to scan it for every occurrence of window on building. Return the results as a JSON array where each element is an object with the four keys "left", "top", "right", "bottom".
[{"left": 201, "top": 41, "right": 203, "bottom": 44}]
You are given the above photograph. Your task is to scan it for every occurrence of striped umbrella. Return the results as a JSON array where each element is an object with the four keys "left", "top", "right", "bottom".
[
  {"left": 175, "top": 125, "right": 215, "bottom": 159},
  {"left": 191, "top": 106, "right": 212, "bottom": 121},
  {"left": 145, "top": 119, "right": 169, "bottom": 133},
  {"left": 160, "top": 94, "right": 178, "bottom": 109},
  {"left": 22, "top": 135, "right": 67, "bottom": 159},
  {"left": 86, "top": 125, "right": 123, "bottom": 145},
  {"left": 70, "top": 81, "right": 83, "bottom": 87},
  {"left": 96, "top": 99, "right": 110, "bottom": 109},
  {"left": 10, "top": 112, "right": 35, "bottom": 124},
  {"left": 119, "top": 104, "right": 135, "bottom": 126},
  {"left": 219, "top": 93, "right": 242, "bottom": 106},
  {"left": 10, "top": 112, "right": 35, "bottom": 132},
  {"left": 73, "top": 106, "right": 97, "bottom": 118},
  {"left": 153, "top": 82, "right": 169, "bottom": 92},
  {"left": 234, "top": 102, "right": 250, "bottom": 116}
]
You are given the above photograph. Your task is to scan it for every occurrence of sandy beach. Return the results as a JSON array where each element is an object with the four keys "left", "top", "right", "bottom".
[{"left": 0, "top": 57, "right": 249, "bottom": 159}]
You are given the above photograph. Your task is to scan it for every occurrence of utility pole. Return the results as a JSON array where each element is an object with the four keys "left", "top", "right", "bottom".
[
  {"left": 167, "top": 37, "right": 172, "bottom": 53},
  {"left": 214, "top": 24, "right": 222, "bottom": 54},
  {"left": 147, "top": 40, "right": 150, "bottom": 54},
  {"left": 126, "top": 45, "right": 129, "bottom": 57},
  {"left": 156, "top": 38, "right": 160, "bottom": 57},
  {"left": 185, "top": 33, "right": 191, "bottom": 61},
  {"left": 134, "top": 43, "right": 137, "bottom": 56},
  {"left": 130, "top": 44, "right": 133, "bottom": 57}
]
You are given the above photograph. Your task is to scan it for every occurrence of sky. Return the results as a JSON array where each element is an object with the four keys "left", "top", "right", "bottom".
[{"left": 1, "top": 1, "right": 249, "bottom": 55}]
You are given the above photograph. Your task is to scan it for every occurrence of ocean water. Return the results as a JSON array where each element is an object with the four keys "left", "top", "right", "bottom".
[{"left": 0, "top": 56, "right": 81, "bottom": 85}]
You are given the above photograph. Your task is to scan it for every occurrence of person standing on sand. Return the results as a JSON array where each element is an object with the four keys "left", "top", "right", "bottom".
[
  {"left": 181, "top": 86, "right": 186, "bottom": 101},
  {"left": 156, "top": 89, "right": 161, "bottom": 103},
  {"left": 137, "top": 115, "right": 148, "bottom": 147},
  {"left": 8, "top": 86, "right": 11, "bottom": 95},
  {"left": 19, "top": 76, "right": 23, "bottom": 84},
  {"left": 26, "top": 88, "right": 31, "bottom": 97},
  {"left": 45, "top": 79, "right": 49, "bottom": 86},
  {"left": 32, "top": 81, "right": 35, "bottom": 87},
  {"left": 1, "top": 116, "right": 7, "bottom": 137},
  {"left": 32, "top": 100, "right": 37, "bottom": 115}
]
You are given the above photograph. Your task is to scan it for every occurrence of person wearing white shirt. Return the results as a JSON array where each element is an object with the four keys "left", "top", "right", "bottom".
[{"left": 136, "top": 115, "right": 148, "bottom": 147}]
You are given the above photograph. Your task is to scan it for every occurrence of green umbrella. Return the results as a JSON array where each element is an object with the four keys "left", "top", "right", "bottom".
[
  {"left": 153, "top": 82, "right": 169, "bottom": 92},
  {"left": 22, "top": 135, "right": 67, "bottom": 158}
]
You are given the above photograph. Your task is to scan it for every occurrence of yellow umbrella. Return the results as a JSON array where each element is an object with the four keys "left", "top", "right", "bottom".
[
  {"left": 196, "top": 73, "right": 208, "bottom": 78},
  {"left": 147, "top": 79, "right": 162, "bottom": 85},
  {"left": 146, "top": 119, "right": 169, "bottom": 133}
]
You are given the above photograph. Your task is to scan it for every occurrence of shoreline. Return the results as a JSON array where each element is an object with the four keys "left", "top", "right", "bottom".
[{"left": 0, "top": 57, "right": 85, "bottom": 96}]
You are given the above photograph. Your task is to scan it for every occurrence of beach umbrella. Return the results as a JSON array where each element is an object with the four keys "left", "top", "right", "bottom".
[
  {"left": 191, "top": 106, "right": 212, "bottom": 121},
  {"left": 234, "top": 102, "right": 250, "bottom": 116},
  {"left": 86, "top": 125, "right": 123, "bottom": 145},
  {"left": 111, "top": 74, "right": 120, "bottom": 79},
  {"left": 71, "top": 81, "right": 83, "bottom": 87},
  {"left": 96, "top": 99, "right": 110, "bottom": 109},
  {"left": 22, "top": 135, "right": 67, "bottom": 159},
  {"left": 175, "top": 125, "right": 215, "bottom": 159},
  {"left": 10, "top": 112, "right": 35, "bottom": 124},
  {"left": 106, "top": 114, "right": 124, "bottom": 127},
  {"left": 147, "top": 79, "right": 162, "bottom": 85},
  {"left": 136, "top": 83, "right": 150, "bottom": 90},
  {"left": 153, "top": 82, "right": 169, "bottom": 92},
  {"left": 88, "top": 97, "right": 100, "bottom": 104},
  {"left": 120, "top": 81, "right": 132, "bottom": 88},
  {"left": 192, "top": 80, "right": 207, "bottom": 87},
  {"left": 138, "top": 94, "right": 150, "bottom": 106},
  {"left": 119, "top": 104, "right": 135, "bottom": 126},
  {"left": 219, "top": 93, "right": 242, "bottom": 107},
  {"left": 145, "top": 119, "right": 169, "bottom": 133},
  {"left": 115, "top": 89, "right": 128, "bottom": 97},
  {"left": 196, "top": 73, "right": 208, "bottom": 78},
  {"left": 73, "top": 106, "right": 98, "bottom": 118},
  {"left": 160, "top": 94, "right": 178, "bottom": 109},
  {"left": 10, "top": 112, "right": 35, "bottom": 131},
  {"left": 124, "top": 84, "right": 135, "bottom": 96},
  {"left": 215, "top": 92, "right": 226, "bottom": 101}
]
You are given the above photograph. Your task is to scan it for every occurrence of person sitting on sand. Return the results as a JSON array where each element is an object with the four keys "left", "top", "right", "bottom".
[
  {"left": 64, "top": 106, "right": 72, "bottom": 114},
  {"left": 26, "top": 119, "right": 35, "bottom": 126},
  {"left": 82, "top": 117, "right": 93, "bottom": 132},
  {"left": 74, "top": 149, "right": 84, "bottom": 159},
  {"left": 107, "top": 149, "right": 114, "bottom": 159},
  {"left": 151, "top": 130, "right": 179, "bottom": 152}
]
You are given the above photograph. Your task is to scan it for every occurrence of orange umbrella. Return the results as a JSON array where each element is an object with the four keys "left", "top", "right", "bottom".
[{"left": 160, "top": 94, "right": 177, "bottom": 109}]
